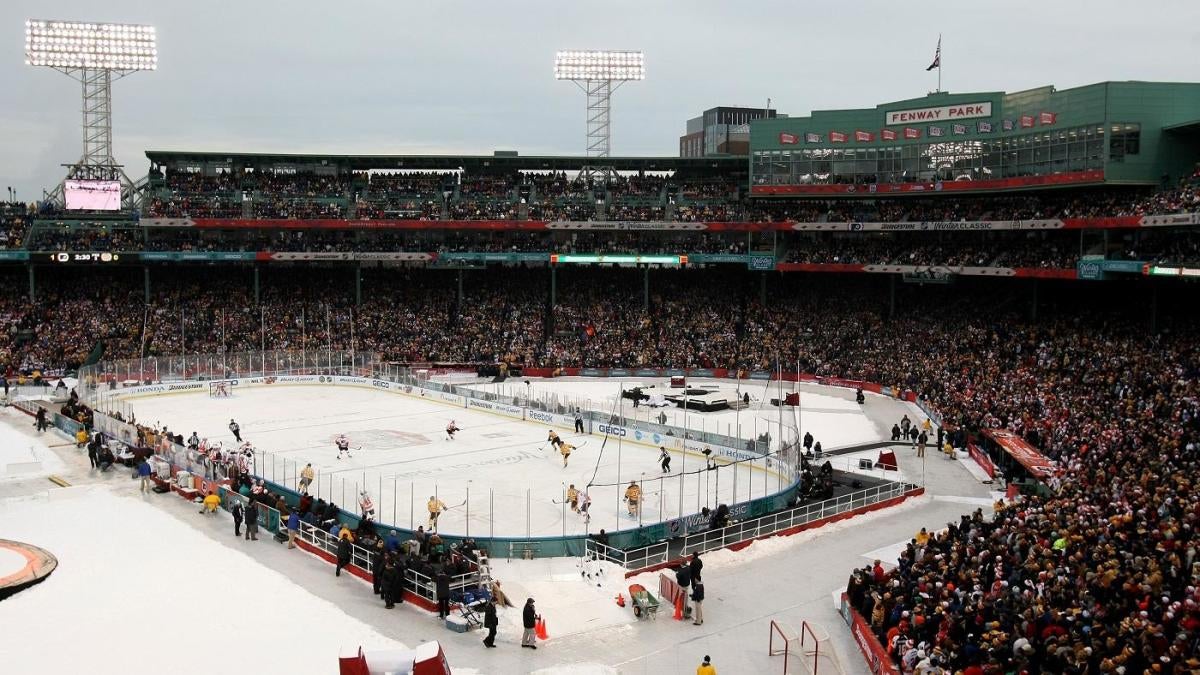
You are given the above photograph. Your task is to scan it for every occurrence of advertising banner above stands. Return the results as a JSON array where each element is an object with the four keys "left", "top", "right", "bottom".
[
  {"left": 751, "top": 169, "right": 1104, "bottom": 196},
  {"left": 775, "top": 262, "right": 1076, "bottom": 279},
  {"left": 255, "top": 252, "right": 435, "bottom": 262},
  {"left": 0, "top": 251, "right": 30, "bottom": 261},
  {"left": 1140, "top": 212, "right": 1200, "bottom": 227},
  {"left": 1077, "top": 258, "right": 1147, "bottom": 280},
  {"left": 547, "top": 221, "right": 707, "bottom": 231},
  {"left": 140, "top": 251, "right": 257, "bottom": 262},
  {"left": 438, "top": 252, "right": 548, "bottom": 263},
  {"left": 181, "top": 218, "right": 548, "bottom": 230}
]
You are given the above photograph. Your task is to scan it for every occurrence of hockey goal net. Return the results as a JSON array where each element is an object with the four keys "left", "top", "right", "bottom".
[
  {"left": 208, "top": 380, "right": 234, "bottom": 398},
  {"left": 769, "top": 620, "right": 844, "bottom": 675}
]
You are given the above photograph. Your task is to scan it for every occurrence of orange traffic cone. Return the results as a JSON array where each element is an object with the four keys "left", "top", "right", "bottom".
[
  {"left": 673, "top": 594, "right": 684, "bottom": 620},
  {"left": 535, "top": 616, "right": 549, "bottom": 640},
  {"left": 615, "top": 593, "right": 626, "bottom": 607}
]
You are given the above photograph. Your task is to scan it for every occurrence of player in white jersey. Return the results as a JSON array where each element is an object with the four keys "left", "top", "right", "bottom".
[
  {"left": 445, "top": 420, "right": 461, "bottom": 440},
  {"left": 335, "top": 434, "right": 352, "bottom": 460}
]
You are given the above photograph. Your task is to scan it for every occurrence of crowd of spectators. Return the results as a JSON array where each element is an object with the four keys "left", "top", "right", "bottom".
[
  {"left": 1, "top": 203, "right": 30, "bottom": 249},
  {"left": 3, "top": 263, "right": 1198, "bottom": 674},
  {"left": 784, "top": 233, "right": 1082, "bottom": 269},
  {"left": 139, "top": 168, "right": 1200, "bottom": 227}
]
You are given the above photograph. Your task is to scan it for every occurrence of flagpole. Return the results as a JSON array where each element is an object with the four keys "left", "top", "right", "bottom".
[{"left": 938, "top": 33, "right": 942, "bottom": 93}]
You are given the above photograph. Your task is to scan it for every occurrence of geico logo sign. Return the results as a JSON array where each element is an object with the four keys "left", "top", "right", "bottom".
[
  {"left": 598, "top": 424, "right": 627, "bottom": 436},
  {"left": 371, "top": 380, "right": 391, "bottom": 389},
  {"left": 528, "top": 411, "right": 553, "bottom": 423},
  {"left": 168, "top": 383, "right": 202, "bottom": 391}
]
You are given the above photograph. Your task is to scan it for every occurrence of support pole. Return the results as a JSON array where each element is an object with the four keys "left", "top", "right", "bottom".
[
  {"left": 253, "top": 265, "right": 260, "bottom": 305},
  {"left": 143, "top": 266, "right": 150, "bottom": 303},
  {"left": 355, "top": 264, "right": 362, "bottom": 307},
  {"left": 28, "top": 264, "right": 35, "bottom": 303}
]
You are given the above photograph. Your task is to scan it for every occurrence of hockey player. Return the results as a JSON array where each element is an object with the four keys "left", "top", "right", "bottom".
[
  {"left": 578, "top": 489, "right": 592, "bottom": 523},
  {"left": 559, "top": 441, "right": 574, "bottom": 468},
  {"left": 299, "top": 463, "right": 314, "bottom": 494},
  {"left": 251, "top": 479, "right": 265, "bottom": 499},
  {"left": 229, "top": 418, "right": 242, "bottom": 443},
  {"left": 335, "top": 434, "right": 352, "bottom": 460},
  {"left": 359, "top": 490, "right": 376, "bottom": 520},
  {"left": 446, "top": 420, "right": 461, "bottom": 440},
  {"left": 659, "top": 446, "right": 671, "bottom": 474},
  {"left": 547, "top": 429, "right": 561, "bottom": 448},
  {"left": 427, "top": 495, "right": 448, "bottom": 531},
  {"left": 566, "top": 484, "right": 579, "bottom": 512},
  {"left": 624, "top": 481, "right": 641, "bottom": 518}
]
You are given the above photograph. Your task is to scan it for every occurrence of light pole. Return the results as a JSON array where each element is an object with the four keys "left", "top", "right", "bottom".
[
  {"left": 554, "top": 50, "right": 644, "bottom": 181},
  {"left": 24, "top": 20, "right": 157, "bottom": 210}
]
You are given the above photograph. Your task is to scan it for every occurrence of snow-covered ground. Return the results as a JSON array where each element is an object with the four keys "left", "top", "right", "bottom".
[
  {"left": 0, "top": 408, "right": 66, "bottom": 482},
  {"left": 0, "top": 390, "right": 990, "bottom": 675},
  {"left": 0, "top": 487, "right": 407, "bottom": 675}
]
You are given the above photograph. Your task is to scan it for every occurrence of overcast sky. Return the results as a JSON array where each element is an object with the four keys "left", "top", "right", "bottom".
[{"left": 2, "top": 0, "right": 1197, "bottom": 199}]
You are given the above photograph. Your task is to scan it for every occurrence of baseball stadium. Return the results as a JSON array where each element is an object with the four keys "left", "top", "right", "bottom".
[{"left": 1, "top": 5, "right": 1199, "bottom": 675}]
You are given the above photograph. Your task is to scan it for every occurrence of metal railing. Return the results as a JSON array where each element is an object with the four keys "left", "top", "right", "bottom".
[
  {"left": 222, "top": 490, "right": 479, "bottom": 605},
  {"left": 678, "top": 481, "right": 918, "bottom": 557},
  {"left": 585, "top": 538, "right": 671, "bottom": 572},
  {"left": 614, "top": 481, "right": 921, "bottom": 573}
]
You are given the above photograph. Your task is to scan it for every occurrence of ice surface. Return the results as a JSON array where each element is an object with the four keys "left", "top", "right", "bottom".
[{"left": 125, "top": 384, "right": 803, "bottom": 537}]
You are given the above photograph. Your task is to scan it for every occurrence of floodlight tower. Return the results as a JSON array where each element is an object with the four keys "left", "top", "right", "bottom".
[
  {"left": 554, "top": 50, "right": 644, "bottom": 180},
  {"left": 24, "top": 19, "right": 157, "bottom": 209}
]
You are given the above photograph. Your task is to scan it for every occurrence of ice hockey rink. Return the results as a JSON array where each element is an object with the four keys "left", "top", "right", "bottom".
[{"left": 123, "top": 377, "right": 896, "bottom": 538}]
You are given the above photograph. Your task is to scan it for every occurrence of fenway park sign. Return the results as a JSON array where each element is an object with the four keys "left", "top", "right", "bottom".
[{"left": 885, "top": 102, "right": 992, "bottom": 126}]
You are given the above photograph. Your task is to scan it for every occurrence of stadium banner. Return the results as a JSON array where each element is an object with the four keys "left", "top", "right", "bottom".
[
  {"left": 255, "top": 251, "right": 434, "bottom": 262},
  {"left": 0, "top": 251, "right": 30, "bottom": 261},
  {"left": 142, "top": 217, "right": 196, "bottom": 228},
  {"left": 438, "top": 252, "right": 546, "bottom": 263},
  {"left": 966, "top": 441, "right": 997, "bottom": 479},
  {"left": 884, "top": 101, "right": 992, "bottom": 125},
  {"left": 747, "top": 254, "right": 776, "bottom": 270},
  {"left": 751, "top": 169, "right": 1103, "bottom": 196},
  {"left": 689, "top": 253, "right": 748, "bottom": 264},
  {"left": 1076, "top": 259, "right": 1104, "bottom": 281},
  {"left": 547, "top": 221, "right": 706, "bottom": 231},
  {"left": 1012, "top": 268, "right": 1076, "bottom": 279},
  {"left": 983, "top": 428, "right": 1055, "bottom": 480},
  {"left": 139, "top": 251, "right": 256, "bottom": 262},
  {"left": 1139, "top": 212, "right": 1200, "bottom": 227},
  {"left": 841, "top": 219, "right": 1064, "bottom": 232},
  {"left": 841, "top": 594, "right": 901, "bottom": 675},
  {"left": 190, "top": 218, "right": 548, "bottom": 231}
]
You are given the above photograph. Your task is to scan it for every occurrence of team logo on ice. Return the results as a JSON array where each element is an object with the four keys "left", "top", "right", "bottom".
[{"left": 329, "top": 430, "right": 430, "bottom": 449}]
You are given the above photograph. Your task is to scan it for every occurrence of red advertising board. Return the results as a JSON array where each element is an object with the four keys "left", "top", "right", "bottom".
[
  {"left": 841, "top": 594, "right": 900, "bottom": 675},
  {"left": 966, "top": 441, "right": 996, "bottom": 478},
  {"left": 983, "top": 428, "right": 1055, "bottom": 480}
]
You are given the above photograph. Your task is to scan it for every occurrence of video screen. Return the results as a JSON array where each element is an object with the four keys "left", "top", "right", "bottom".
[{"left": 64, "top": 180, "right": 122, "bottom": 211}]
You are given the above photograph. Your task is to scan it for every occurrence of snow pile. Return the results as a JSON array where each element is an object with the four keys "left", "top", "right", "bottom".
[
  {"left": 490, "top": 557, "right": 634, "bottom": 639},
  {"left": 0, "top": 487, "right": 403, "bottom": 675},
  {"left": 0, "top": 409, "right": 66, "bottom": 480}
]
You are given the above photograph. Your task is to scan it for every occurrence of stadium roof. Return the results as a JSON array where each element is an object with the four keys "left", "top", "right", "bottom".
[{"left": 144, "top": 151, "right": 744, "bottom": 174}]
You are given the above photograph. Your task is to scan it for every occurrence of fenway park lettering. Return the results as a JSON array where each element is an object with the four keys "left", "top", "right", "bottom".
[{"left": 885, "top": 102, "right": 992, "bottom": 125}]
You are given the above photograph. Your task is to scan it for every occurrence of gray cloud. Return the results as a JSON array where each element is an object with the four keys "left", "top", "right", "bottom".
[{"left": 2, "top": 0, "right": 1197, "bottom": 199}]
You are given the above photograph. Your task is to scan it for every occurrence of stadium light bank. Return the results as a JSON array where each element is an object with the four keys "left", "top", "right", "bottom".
[
  {"left": 554, "top": 50, "right": 644, "bottom": 180},
  {"left": 24, "top": 19, "right": 157, "bottom": 210}
]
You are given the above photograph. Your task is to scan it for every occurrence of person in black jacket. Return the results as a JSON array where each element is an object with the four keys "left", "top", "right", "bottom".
[
  {"left": 521, "top": 598, "right": 538, "bottom": 649},
  {"left": 482, "top": 599, "right": 498, "bottom": 648},
  {"left": 380, "top": 556, "right": 401, "bottom": 609},
  {"left": 371, "top": 541, "right": 386, "bottom": 595},
  {"left": 335, "top": 532, "right": 352, "bottom": 577},
  {"left": 691, "top": 580, "right": 705, "bottom": 625},
  {"left": 675, "top": 563, "right": 692, "bottom": 616},
  {"left": 231, "top": 501, "right": 244, "bottom": 537},
  {"left": 245, "top": 501, "right": 259, "bottom": 541},
  {"left": 436, "top": 571, "right": 451, "bottom": 618},
  {"left": 689, "top": 552, "right": 703, "bottom": 583}
]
